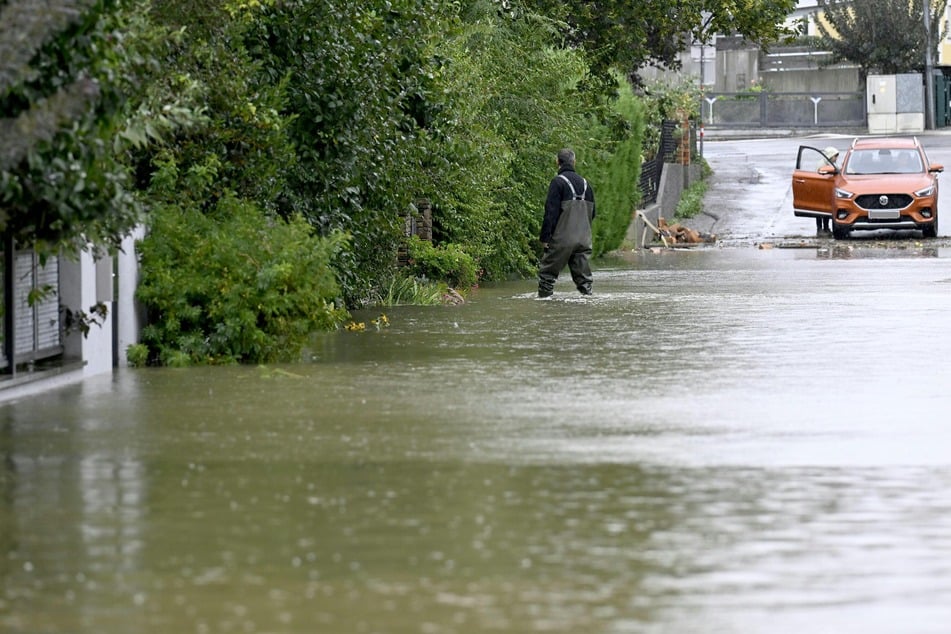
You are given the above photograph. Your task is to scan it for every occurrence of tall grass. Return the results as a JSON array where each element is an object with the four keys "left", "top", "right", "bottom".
[{"left": 375, "top": 274, "right": 447, "bottom": 306}]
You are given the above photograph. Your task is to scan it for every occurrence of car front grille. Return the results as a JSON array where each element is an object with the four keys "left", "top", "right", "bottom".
[{"left": 855, "top": 193, "right": 913, "bottom": 210}]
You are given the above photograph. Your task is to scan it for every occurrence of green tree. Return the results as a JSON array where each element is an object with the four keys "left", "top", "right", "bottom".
[
  {"left": 817, "top": 0, "right": 949, "bottom": 77},
  {"left": 522, "top": 0, "right": 797, "bottom": 87},
  {"left": 423, "top": 0, "right": 594, "bottom": 279},
  {"left": 135, "top": 1, "right": 296, "bottom": 211},
  {"left": 248, "top": 0, "right": 448, "bottom": 304},
  {"left": 590, "top": 74, "right": 645, "bottom": 257},
  {"left": 0, "top": 0, "right": 147, "bottom": 254},
  {"left": 131, "top": 1, "right": 350, "bottom": 365},
  {"left": 637, "top": 76, "right": 701, "bottom": 162}
]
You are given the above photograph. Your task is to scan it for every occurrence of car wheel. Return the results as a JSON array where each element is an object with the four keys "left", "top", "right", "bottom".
[
  {"left": 832, "top": 222, "right": 850, "bottom": 240},
  {"left": 922, "top": 216, "right": 938, "bottom": 238}
]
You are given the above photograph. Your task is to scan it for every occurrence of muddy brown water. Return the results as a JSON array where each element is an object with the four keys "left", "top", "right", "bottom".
[{"left": 3, "top": 247, "right": 951, "bottom": 633}]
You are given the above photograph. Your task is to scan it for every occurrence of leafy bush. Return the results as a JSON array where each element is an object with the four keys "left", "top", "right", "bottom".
[
  {"left": 138, "top": 3, "right": 296, "bottom": 212},
  {"left": 0, "top": 1, "right": 146, "bottom": 256},
  {"left": 248, "top": 0, "right": 444, "bottom": 306},
  {"left": 419, "top": 3, "right": 593, "bottom": 281},
  {"left": 126, "top": 343, "right": 149, "bottom": 368},
  {"left": 405, "top": 236, "right": 478, "bottom": 289},
  {"left": 136, "top": 195, "right": 349, "bottom": 366},
  {"left": 128, "top": 0, "right": 649, "bottom": 327},
  {"left": 637, "top": 77, "right": 700, "bottom": 161}
]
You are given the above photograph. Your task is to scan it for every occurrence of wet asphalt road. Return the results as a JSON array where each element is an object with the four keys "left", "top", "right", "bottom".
[{"left": 688, "top": 131, "right": 951, "bottom": 246}]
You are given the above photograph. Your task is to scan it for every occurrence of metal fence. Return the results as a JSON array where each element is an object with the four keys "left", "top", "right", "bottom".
[
  {"left": 702, "top": 91, "right": 866, "bottom": 128},
  {"left": 639, "top": 119, "right": 697, "bottom": 205}
]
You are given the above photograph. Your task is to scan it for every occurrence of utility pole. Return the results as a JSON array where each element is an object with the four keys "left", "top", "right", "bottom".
[
  {"left": 699, "top": 41, "right": 705, "bottom": 160},
  {"left": 696, "top": 12, "right": 713, "bottom": 161},
  {"left": 925, "top": 0, "right": 936, "bottom": 129}
]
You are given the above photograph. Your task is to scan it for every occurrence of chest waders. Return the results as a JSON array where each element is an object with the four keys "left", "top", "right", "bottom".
[{"left": 538, "top": 175, "right": 594, "bottom": 297}]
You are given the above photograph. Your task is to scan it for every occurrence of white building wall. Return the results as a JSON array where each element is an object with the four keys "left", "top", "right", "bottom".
[
  {"left": 60, "top": 249, "right": 113, "bottom": 377},
  {"left": 0, "top": 235, "right": 144, "bottom": 403},
  {"left": 116, "top": 226, "right": 145, "bottom": 367}
]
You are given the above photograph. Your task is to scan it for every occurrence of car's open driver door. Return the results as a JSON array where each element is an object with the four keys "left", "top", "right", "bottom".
[{"left": 792, "top": 146, "right": 835, "bottom": 222}]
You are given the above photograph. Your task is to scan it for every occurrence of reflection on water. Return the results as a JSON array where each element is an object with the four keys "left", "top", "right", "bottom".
[
  {"left": 3, "top": 249, "right": 951, "bottom": 633},
  {"left": 818, "top": 243, "right": 940, "bottom": 259}
]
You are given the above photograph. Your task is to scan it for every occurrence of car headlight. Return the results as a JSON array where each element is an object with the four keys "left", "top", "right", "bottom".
[
  {"left": 834, "top": 187, "right": 854, "bottom": 199},
  {"left": 915, "top": 185, "right": 935, "bottom": 197}
]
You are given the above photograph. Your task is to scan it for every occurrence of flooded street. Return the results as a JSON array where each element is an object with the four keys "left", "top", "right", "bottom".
[{"left": 5, "top": 244, "right": 951, "bottom": 633}]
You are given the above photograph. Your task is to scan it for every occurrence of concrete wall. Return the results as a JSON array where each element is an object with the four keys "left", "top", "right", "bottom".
[
  {"left": 61, "top": 228, "right": 145, "bottom": 372},
  {"left": 758, "top": 46, "right": 862, "bottom": 93},
  {"left": 646, "top": 43, "right": 863, "bottom": 95},
  {"left": 761, "top": 66, "right": 862, "bottom": 93},
  {"left": 717, "top": 48, "right": 760, "bottom": 92}
]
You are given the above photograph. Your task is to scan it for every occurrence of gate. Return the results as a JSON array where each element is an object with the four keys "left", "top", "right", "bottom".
[{"left": 934, "top": 71, "right": 951, "bottom": 128}]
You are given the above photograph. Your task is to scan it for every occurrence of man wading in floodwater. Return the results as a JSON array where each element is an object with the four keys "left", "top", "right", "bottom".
[{"left": 537, "top": 148, "right": 596, "bottom": 298}]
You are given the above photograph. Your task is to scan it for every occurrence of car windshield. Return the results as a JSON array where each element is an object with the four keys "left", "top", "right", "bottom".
[{"left": 845, "top": 148, "right": 923, "bottom": 175}]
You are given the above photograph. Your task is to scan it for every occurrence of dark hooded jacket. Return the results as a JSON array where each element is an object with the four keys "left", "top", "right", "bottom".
[{"left": 539, "top": 165, "right": 596, "bottom": 245}]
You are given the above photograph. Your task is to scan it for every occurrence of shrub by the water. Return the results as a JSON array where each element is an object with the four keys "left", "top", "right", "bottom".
[{"left": 136, "top": 196, "right": 349, "bottom": 366}]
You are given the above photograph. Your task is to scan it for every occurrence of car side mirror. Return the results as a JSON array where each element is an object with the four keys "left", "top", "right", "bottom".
[
  {"left": 817, "top": 165, "right": 837, "bottom": 175},
  {"left": 929, "top": 164, "right": 944, "bottom": 173}
]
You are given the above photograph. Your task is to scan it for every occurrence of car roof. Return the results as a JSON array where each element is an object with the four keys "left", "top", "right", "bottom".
[{"left": 850, "top": 137, "right": 920, "bottom": 150}]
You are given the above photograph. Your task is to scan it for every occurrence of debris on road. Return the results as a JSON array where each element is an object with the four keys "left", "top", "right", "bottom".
[
  {"left": 634, "top": 211, "right": 717, "bottom": 248},
  {"left": 656, "top": 217, "right": 717, "bottom": 245}
]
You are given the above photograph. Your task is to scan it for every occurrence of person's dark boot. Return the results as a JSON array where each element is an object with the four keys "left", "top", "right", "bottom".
[{"left": 538, "top": 288, "right": 553, "bottom": 298}]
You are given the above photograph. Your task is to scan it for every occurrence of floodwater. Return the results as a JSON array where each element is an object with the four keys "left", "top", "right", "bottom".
[{"left": 4, "top": 247, "right": 951, "bottom": 633}]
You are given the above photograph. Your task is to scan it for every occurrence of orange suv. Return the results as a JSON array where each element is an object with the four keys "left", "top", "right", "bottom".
[{"left": 792, "top": 137, "right": 943, "bottom": 239}]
